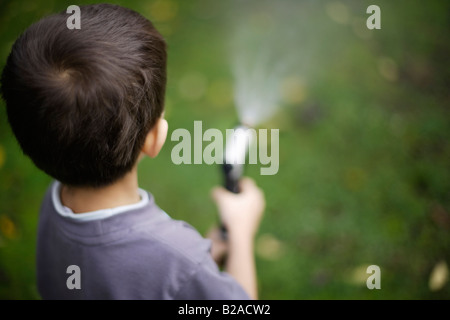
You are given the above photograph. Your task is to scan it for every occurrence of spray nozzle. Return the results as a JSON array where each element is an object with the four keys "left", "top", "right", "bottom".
[
  {"left": 223, "top": 124, "right": 253, "bottom": 193},
  {"left": 220, "top": 123, "right": 253, "bottom": 240}
]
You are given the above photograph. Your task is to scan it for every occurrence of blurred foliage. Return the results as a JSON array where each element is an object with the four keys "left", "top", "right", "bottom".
[{"left": 0, "top": 0, "right": 449, "bottom": 299}]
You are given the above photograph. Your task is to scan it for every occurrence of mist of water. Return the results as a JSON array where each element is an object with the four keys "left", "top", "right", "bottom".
[
  {"left": 231, "top": 30, "right": 290, "bottom": 126},
  {"left": 228, "top": 1, "right": 313, "bottom": 127}
]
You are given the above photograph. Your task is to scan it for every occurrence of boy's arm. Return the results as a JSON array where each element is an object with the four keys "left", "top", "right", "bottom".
[{"left": 211, "top": 178, "right": 265, "bottom": 300}]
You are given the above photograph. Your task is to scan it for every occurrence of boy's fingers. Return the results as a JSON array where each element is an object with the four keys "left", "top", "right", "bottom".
[
  {"left": 240, "top": 177, "right": 254, "bottom": 185},
  {"left": 206, "top": 227, "right": 220, "bottom": 239},
  {"left": 210, "top": 228, "right": 227, "bottom": 243},
  {"left": 212, "top": 178, "right": 262, "bottom": 201},
  {"left": 211, "top": 186, "right": 227, "bottom": 202},
  {"left": 239, "top": 177, "right": 258, "bottom": 191}
]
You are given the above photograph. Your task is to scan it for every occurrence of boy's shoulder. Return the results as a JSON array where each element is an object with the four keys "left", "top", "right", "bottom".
[
  {"left": 37, "top": 182, "right": 228, "bottom": 299},
  {"left": 37, "top": 182, "right": 250, "bottom": 299},
  {"left": 38, "top": 181, "right": 211, "bottom": 264}
]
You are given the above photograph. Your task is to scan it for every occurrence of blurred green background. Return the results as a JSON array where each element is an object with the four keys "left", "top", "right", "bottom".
[{"left": 0, "top": 0, "right": 449, "bottom": 299}]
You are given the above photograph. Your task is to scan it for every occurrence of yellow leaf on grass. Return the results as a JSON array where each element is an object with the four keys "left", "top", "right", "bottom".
[
  {"left": 256, "top": 233, "right": 285, "bottom": 261},
  {"left": 347, "top": 265, "right": 369, "bottom": 286},
  {"left": 429, "top": 260, "right": 448, "bottom": 292},
  {"left": 0, "top": 215, "right": 17, "bottom": 239},
  {"left": 0, "top": 145, "right": 5, "bottom": 168},
  {"left": 148, "top": 0, "right": 178, "bottom": 23}
]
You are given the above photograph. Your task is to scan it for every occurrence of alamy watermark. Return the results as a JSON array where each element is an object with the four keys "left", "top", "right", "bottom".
[
  {"left": 66, "top": 4, "right": 381, "bottom": 31},
  {"left": 366, "top": 265, "right": 381, "bottom": 289},
  {"left": 366, "top": 5, "right": 381, "bottom": 30},
  {"left": 66, "top": 265, "right": 81, "bottom": 290},
  {"left": 66, "top": 5, "right": 81, "bottom": 30},
  {"left": 171, "top": 121, "right": 279, "bottom": 175}
]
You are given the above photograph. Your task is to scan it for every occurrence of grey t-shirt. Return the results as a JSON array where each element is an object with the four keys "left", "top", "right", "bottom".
[{"left": 36, "top": 182, "right": 250, "bottom": 300}]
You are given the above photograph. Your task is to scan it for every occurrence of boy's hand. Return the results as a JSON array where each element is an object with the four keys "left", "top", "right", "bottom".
[
  {"left": 211, "top": 177, "right": 265, "bottom": 242},
  {"left": 206, "top": 227, "right": 228, "bottom": 266}
]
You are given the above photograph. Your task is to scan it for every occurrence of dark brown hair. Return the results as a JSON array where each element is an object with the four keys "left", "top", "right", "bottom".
[{"left": 1, "top": 4, "right": 167, "bottom": 187}]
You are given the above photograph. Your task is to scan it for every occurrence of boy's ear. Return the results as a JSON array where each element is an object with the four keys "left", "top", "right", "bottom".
[{"left": 141, "top": 118, "right": 168, "bottom": 158}]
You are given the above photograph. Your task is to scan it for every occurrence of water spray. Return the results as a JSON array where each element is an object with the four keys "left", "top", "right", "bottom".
[{"left": 217, "top": 2, "right": 295, "bottom": 240}]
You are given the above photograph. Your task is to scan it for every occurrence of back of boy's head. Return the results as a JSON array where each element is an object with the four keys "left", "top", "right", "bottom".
[{"left": 1, "top": 4, "right": 167, "bottom": 187}]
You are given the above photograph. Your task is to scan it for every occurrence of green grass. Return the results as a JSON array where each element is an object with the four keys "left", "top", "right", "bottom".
[{"left": 0, "top": 0, "right": 449, "bottom": 299}]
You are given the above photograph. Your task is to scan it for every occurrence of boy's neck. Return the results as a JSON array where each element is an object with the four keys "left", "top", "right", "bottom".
[{"left": 60, "top": 167, "right": 141, "bottom": 213}]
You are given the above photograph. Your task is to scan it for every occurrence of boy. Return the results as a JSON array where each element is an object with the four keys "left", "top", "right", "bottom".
[{"left": 1, "top": 4, "right": 265, "bottom": 299}]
